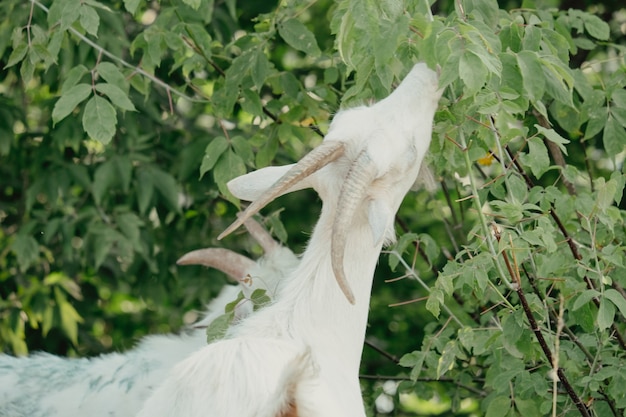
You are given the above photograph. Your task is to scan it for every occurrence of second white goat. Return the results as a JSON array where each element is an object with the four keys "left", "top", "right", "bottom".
[{"left": 0, "top": 220, "right": 298, "bottom": 417}]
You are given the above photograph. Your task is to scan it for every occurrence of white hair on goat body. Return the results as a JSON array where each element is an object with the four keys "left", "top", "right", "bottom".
[
  {"left": 137, "top": 63, "right": 441, "bottom": 417},
  {"left": 0, "top": 220, "right": 298, "bottom": 417}
]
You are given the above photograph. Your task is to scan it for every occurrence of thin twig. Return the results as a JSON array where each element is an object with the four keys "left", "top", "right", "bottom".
[
  {"left": 359, "top": 374, "right": 487, "bottom": 396},
  {"left": 553, "top": 294, "right": 564, "bottom": 417},
  {"left": 364, "top": 339, "right": 399, "bottom": 364}
]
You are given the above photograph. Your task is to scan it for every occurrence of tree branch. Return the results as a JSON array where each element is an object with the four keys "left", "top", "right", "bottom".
[{"left": 31, "top": 0, "right": 205, "bottom": 104}]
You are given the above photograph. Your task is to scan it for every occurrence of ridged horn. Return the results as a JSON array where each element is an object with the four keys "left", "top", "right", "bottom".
[
  {"left": 176, "top": 248, "right": 256, "bottom": 283},
  {"left": 218, "top": 140, "right": 345, "bottom": 240},
  {"left": 331, "top": 150, "right": 376, "bottom": 304},
  {"left": 243, "top": 218, "right": 279, "bottom": 254}
]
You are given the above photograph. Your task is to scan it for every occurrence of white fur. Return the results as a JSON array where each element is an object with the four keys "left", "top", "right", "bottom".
[
  {"left": 0, "top": 245, "right": 298, "bottom": 417},
  {"left": 137, "top": 63, "right": 441, "bottom": 417}
]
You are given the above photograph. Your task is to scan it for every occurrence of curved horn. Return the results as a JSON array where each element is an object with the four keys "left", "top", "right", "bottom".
[
  {"left": 243, "top": 218, "right": 279, "bottom": 254},
  {"left": 177, "top": 248, "right": 256, "bottom": 283},
  {"left": 331, "top": 150, "right": 376, "bottom": 305},
  {"left": 218, "top": 140, "right": 345, "bottom": 240}
]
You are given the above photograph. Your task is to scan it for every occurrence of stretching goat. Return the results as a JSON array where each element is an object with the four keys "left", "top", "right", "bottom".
[
  {"left": 0, "top": 220, "right": 298, "bottom": 417},
  {"left": 137, "top": 63, "right": 442, "bottom": 417}
]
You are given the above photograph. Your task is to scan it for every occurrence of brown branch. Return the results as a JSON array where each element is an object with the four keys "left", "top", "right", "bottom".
[
  {"left": 364, "top": 339, "right": 399, "bottom": 364},
  {"left": 506, "top": 145, "right": 626, "bottom": 350},
  {"left": 494, "top": 230, "right": 591, "bottom": 417},
  {"left": 533, "top": 110, "right": 577, "bottom": 196}
]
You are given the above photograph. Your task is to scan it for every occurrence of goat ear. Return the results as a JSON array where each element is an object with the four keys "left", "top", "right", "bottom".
[
  {"left": 368, "top": 199, "right": 394, "bottom": 247},
  {"left": 228, "top": 164, "right": 313, "bottom": 202}
]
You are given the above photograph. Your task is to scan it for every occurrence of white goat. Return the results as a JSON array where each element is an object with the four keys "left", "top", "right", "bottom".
[
  {"left": 136, "top": 63, "right": 441, "bottom": 417},
  {"left": 0, "top": 220, "right": 298, "bottom": 417}
]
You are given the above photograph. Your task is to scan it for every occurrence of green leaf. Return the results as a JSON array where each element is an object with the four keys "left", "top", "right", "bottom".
[
  {"left": 113, "top": 155, "right": 133, "bottom": 193},
  {"left": 438, "top": 50, "right": 461, "bottom": 90},
  {"left": 231, "top": 135, "right": 254, "bottom": 167},
  {"left": 611, "top": 89, "right": 626, "bottom": 108},
  {"left": 240, "top": 89, "right": 264, "bottom": 117},
  {"left": 214, "top": 149, "right": 246, "bottom": 202},
  {"left": 31, "top": 44, "right": 56, "bottom": 67},
  {"left": 55, "top": 287, "right": 83, "bottom": 345},
  {"left": 603, "top": 116, "right": 626, "bottom": 156},
  {"left": 436, "top": 340, "right": 458, "bottom": 378},
  {"left": 91, "top": 225, "right": 119, "bottom": 268},
  {"left": 278, "top": 18, "right": 321, "bottom": 57},
  {"left": 149, "top": 166, "right": 181, "bottom": 213},
  {"left": 426, "top": 288, "right": 444, "bottom": 318},
  {"left": 123, "top": 0, "right": 140, "bottom": 14},
  {"left": 611, "top": 107, "right": 626, "bottom": 128},
  {"left": 515, "top": 398, "right": 540, "bottom": 416},
  {"left": 212, "top": 79, "right": 239, "bottom": 117},
  {"left": 542, "top": 62, "right": 573, "bottom": 106},
  {"left": 61, "top": 65, "right": 89, "bottom": 93},
  {"left": 20, "top": 52, "right": 35, "bottom": 84},
  {"left": 225, "top": 291, "right": 247, "bottom": 313},
  {"left": 82, "top": 95, "right": 117, "bottom": 144},
  {"left": 582, "top": 13, "right": 610, "bottom": 40},
  {"left": 95, "top": 83, "right": 136, "bottom": 111},
  {"left": 459, "top": 50, "right": 487, "bottom": 94},
  {"left": 6, "top": 43, "right": 28, "bottom": 68},
  {"left": 251, "top": 49, "right": 270, "bottom": 91},
  {"left": 11, "top": 234, "right": 39, "bottom": 272},
  {"left": 464, "top": 0, "right": 499, "bottom": 26},
  {"left": 206, "top": 312, "right": 234, "bottom": 343},
  {"left": 597, "top": 297, "right": 616, "bottom": 331},
  {"left": 520, "top": 137, "right": 550, "bottom": 178},
  {"left": 184, "top": 23, "right": 212, "bottom": 59},
  {"left": 535, "top": 124, "right": 570, "bottom": 154},
  {"left": 400, "top": 351, "right": 426, "bottom": 381},
  {"left": 595, "top": 177, "right": 618, "bottom": 212},
  {"left": 604, "top": 289, "right": 626, "bottom": 319},
  {"left": 200, "top": 136, "right": 229, "bottom": 178},
  {"left": 61, "top": 1, "right": 81, "bottom": 30},
  {"left": 96, "top": 62, "right": 129, "bottom": 92},
  {"left": 136, "top": 168, "right": 155, "bottom": 214},
  {"left": 92, "top": 159, "right": 116, "bottom": 206},
  {"left": 183, "top": 0, "right": 201, "bottom": 10},
  {"left": 522, "top": 24, "right": 541, "bottom": 51},
  {"left": 250, "top": 289, "right": 271, "bottom": 311},
  {"left": 517, "top": 51, "right": 545, "bottom": 102},
  {"left": 52, "top": 83, "right": 92, "bottom": 124},
  {"left": 572, "top": 290, "right": 600, "bottom": 310},
  {"left": 45, "top": 272, "right": 82, "bottom": 300},
  {"left": 116, "top": 212, "right": 143, "bottom": 246},
  {"left": 485, "top": 396, "right": 512, "bottom": 417},
  {"left": 79, "top": 5, "right": 100, "bottom": 37}
]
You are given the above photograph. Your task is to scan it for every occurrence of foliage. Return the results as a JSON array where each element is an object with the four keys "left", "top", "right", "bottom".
[{"left": 1, "top": 0, "right": 625, "bottom": 416}]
